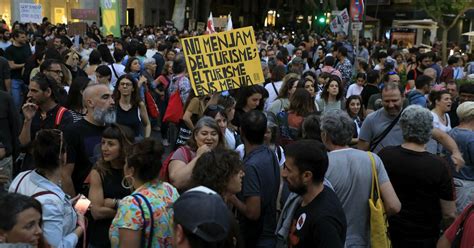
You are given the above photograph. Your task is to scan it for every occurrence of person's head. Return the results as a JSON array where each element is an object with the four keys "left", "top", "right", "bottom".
[
  {"left": 415, "top": 75, "right": 432, "bottom": 93},
  {"left": 321, "top": 75, "right": 343, "bottom": 101},
  {"left": 97, "top": 43, "right": 115, "bottom": 64},
  {"left": 27, "top": 72, "right": 62, "bottom": 106},
  {"left": 217, "top": 94, "right": 236, "bottom": 122},
  {"left": 203, "top": 104, "right": 228, "bottom": 135},
  {"left": 143, "top": 57, "right": 157, "bottom": 75},
  {"left": 429, "top": 90, "right": 452, "bottom": 112},
  {"left": 106, "top": 35, "right": 114, "bottom": 45},
  {"left": 377, "top": 51, "right": 388, "bottom": 64},
  {"left": 236, "top": 85, "right": 263, "bottom": 111},
  {"left": 53, "top": 36, "right": 62, "bottom": 49},
  {"left": 33, "top": 129, "right": 66, "bottom": 171},
  {"left": 302, "top": 114, "right": 322, "bottom": 141},
  {"left": 356, "top": 72, "right": 367, "bottom": 86},
  {"left": 320, "top": 110, "right": 354, "bottom": 148},
  {"left": 113, "top": 49, "right": 126, "bottom": 64},
  {"left": 40, "top": 59, "right": 63, "bottom": 84},
  {"left": 324, "top": 55, "right": 335, "bottom": 67},
  {"left": 192, "top": 148, "right": 244, "bottom": 195},
  {"left": 459, "top": 83, "right": 474, "bottom": 103},
  {"left": 173, "top": 56, "right": 186, "bottom": 74},
  {"left": 278, "top": 73, "right": 300, "bottom": 99},
  {"left": 65, "top": 77, "right": 90, "bottom": 112},
  {"left": 457, "top": 101, "right": 474, "bottom": 123},
  {"left": 188, "top": 117, "right": 225, "bottom": 151},
  {"left": 423, "top": 68, "right": 437, "bottom": 84},
  {"left": 125, "top": 57, "right": 141, "bottom": 73},
  {"left": 294, "top": 48, "right": 303, "bottom": 58},
  {"left": 399, "top": 105, "right": 433, "bottom": 145},
  {"left": 337, "top": 46, "right": 348, "bottom": 59},
  {"left": 88, "top": 49, "right": 102, "bottom": 65},
  {"left": 289, "top": 88, "right": 315, "bottom": 116},
  {"left": 447, "top": 55, "right": 460, "bottom": 66},
  {"left": 382, "top": 71, "right": 400, "bottom": 84},
  {"left": 83, "top": 83, "right": 116, "bottom": 125},
  {"left": 367, "top": 69, "right": 380, "bottom": 85},
  {"left": 282, "top": 140, "right": 328, "bottom": 195},
  {"left": 381, "top": 82, "right": 404, "bottom": 116},
  {"left": 346, "top": 95, "right": 363, "bottom": 119},
  {"left": 64, "top": 50, "right": 81, "bottom": 69},
  {"left": 12, "top": 29, "right": 27, "bottom": 45},
  {"left": 417, "top": 53, "right": 432, "bottom": 70},
  {"left": 124, "top": 138, "right": 164, "bottom": 185},
  {"left": 446, "top": 83, "right": 458, "bottom": 99},
  {"left": 95, "top": 65, "right": 112, "bottom": 84},
  {"left": 0, "top": 193, "right": 43, "bottom": 246},
  {"left": 271, "top": 64, "right": 286, "bottom": 82},
  {"left": 173, "top": 187, "right": 231, "bottom": 248},
  {"left": 297, "top": 77, "right": 316, "bottom": 97},
  {"left": 394, "top": 52, "right": 404, "bottom": 64},
  {"left": 166, "top": 49, "right": 176, "bottom": 61},
  {"left": 240, "top": 110, "right": 267, "bottom": 145},
  {"left": 96, "top": 124, "right": 134, "bottom": 175},
  {"left": 114, "top": 74, "right": 141, "bottom": 106}
]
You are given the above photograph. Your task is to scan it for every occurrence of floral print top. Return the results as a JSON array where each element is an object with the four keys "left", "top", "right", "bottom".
[{"left": 109, "top": 180, "right": 179, "bottom": 248}]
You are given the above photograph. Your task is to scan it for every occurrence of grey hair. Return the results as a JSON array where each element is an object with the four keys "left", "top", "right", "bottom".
[
  {"left": 145, "top": 38, "right": 156, "bottom": 49},
  {"left": 320, "top": 110, "right": 354, "bottom": 146},
  {"left": 399, "top": 105, "right": 433, "bottom": 144},
  {"left": 143, "top": 58, "right": 156, "bottom": 66}
]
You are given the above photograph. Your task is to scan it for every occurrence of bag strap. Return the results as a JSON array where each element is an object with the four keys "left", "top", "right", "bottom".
[
  {"left": 368, "top": 152, "right": 380, "bottom": 201},
  {"left": 55, "top": 106, "right": 68, "bottom": 128},
  {"left": 14, "top": 170, "right": 33, "bottom": 193},
  {"left": 453, "top": 204, "right": 474, "bottom": 247},
  {"left": 132, "top": 193, "right": 154, "bottom": 248},
  {"left": 271, "top": 82, "right": 279, "bottom": 96},
  {"left": 370, "top": 110, "right": 403, "bottom": 152},
  {"left": 110, "top": 63, "right": 119, "bottom": 79},
  {"left": 32, "top": 190, "right": 60, "bottom": 199}
]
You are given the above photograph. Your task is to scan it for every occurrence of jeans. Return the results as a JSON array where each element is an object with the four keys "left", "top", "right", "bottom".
[{"left": 11, "top": 79, "right": 26, "bottom": 111}]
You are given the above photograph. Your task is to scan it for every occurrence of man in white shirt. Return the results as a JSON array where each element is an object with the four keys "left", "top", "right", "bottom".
[{"left": 108, "top": 49, "right": 126, "bottom": 86}]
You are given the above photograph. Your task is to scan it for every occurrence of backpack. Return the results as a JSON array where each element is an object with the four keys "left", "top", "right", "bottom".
[
  {"left": 276, "top": 111, "right": 298, "bottom": 146},
  {"left": 159, "top": 146, "right": 192, "bottom": 183}
]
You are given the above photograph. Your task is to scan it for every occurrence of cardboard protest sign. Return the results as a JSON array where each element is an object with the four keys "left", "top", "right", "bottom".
[
  {"left": 20, "top": 3, "right": 42, "bottom": 23},
  {"left": 181, "top": 26, "right": 264, "bottom": 96}
]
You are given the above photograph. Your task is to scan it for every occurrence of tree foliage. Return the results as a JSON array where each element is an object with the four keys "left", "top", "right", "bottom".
[{"left": 417, "top": 0, "right": 473, "bottom": 30}]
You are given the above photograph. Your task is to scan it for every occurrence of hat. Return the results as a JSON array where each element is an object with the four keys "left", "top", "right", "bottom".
[
  {"left": 457, "top": 101, "right": 474, "bottom": 121},
  {"left": 173, "top": 186, "right": 230, "bottom": 243}
]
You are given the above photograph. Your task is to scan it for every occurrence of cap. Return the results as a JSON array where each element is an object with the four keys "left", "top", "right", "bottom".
[
  {"left": 173, "top": 186, "right": 230, "bottom": 243},
  {"left": 457, "top": 101, "right": 474, "bottom": 120}
]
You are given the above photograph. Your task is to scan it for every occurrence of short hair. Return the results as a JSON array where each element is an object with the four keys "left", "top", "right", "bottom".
[
  {"left": 399, "top": 105, "right": 433, "bottom": 144},
  {"left": 415, "top": 75, "right": 432, "bottom": 89},
  {"left": 143, "top": 57, "right": 156, "bottom": 66},
  {"left": 324, "top": 56, "right": 335, "bottom": 66},
  {"left": 271, "top": 64, "right": 286, "bottom": 82},
  {"left": 367, "top": 70, "right": 380, "bottom": 85},
  {"left": 12, "top": 29, "right": 26, "bottom": 39},
  {"left": 459, "top": 83, "right": 474, "bottom": 95},
  {"left": 428, "top": 90, "right": 450, "bottom": 109},
  {"left": 89, "top": 50, "right": 102, "bottom": 65},
  {"left": 173, "top": 56, "right": 186, "bottom": 74},
  {"left": 241, "top": 110, "right": 267, "bottom": 145},
  {"left": 126, "top": 138, "right": 164, "bottom": 182},
  {"left": 448, "top": 55, "right": 460, "bottom": 65},
  {"left": 33, "top": 129, "right": 67, "bottom": 171},
  {"left": 302, "top": 114, "right": 322, "bottom": 141},
  {"left": 188, "top": 117, "right": 226, "bottom": 151},
  {"left": 320, "top": 109, "right": 354, "bottom": 146},
  {"left": 337, "top": 46, "right": 348, "bottom": 57},
  {"left": 137, "top": 43, "right": 147, "bottom": 57},
  {"left": 284, "top": 140, "right": 328, "bottom": 183},
  {"left": 40, "top": 59, "right": 62, "bottom": 73},
  {"left": 96, "top": 64, "right": 112, "bottom": 77},
  {"left": 191, "top": 148, "right": 243, "bottom": 195},
  {"left": 457, "top": 101, "right": 474, "bottom": 122},
  {"left": 30, "top": 72, "right": 63, "bottom": 102},
  {"left": 0, "top": 193, "right": 42, "bottom": 231},
  {"left": 416, "top": 53, "right": 429, "bottom": 64},
  {"left": 377, "top": 52, "right": 388, "bottom": 60},
  {"left": 382, "top": 81, "right": 404, "bottom": 96},
  {"left": 113, "top": 49, "right": 126, "bottom": 62}
]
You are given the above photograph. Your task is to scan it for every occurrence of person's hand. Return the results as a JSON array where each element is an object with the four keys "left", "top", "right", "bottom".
[
  {"left": 22, "top": 102, "right": 37, "bottom": 121},
  {"left": 70, "top": 194, "right": 81, "bottom": 206},
  {"left": 0, "top": 147, "right": 5, "bottom": 160},
  {"left": 451, "top": 152, "right": 465, "bottom": 172},
  {"left": 196, "top": 145, "right": 211, "bottom": 158},
  {"left": 0, "top": 174, "right": 9, "bottom": 185},
  {"left": 138, "top": 75, "right": 147, "bottom": 88}
]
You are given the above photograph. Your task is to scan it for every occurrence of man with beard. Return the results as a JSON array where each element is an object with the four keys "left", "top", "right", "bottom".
[
  {"left": 322, "top": 109, "right": 401, "bottom": 247},
  {"left": 63, "top": 83, "right": 115, "bottom": 196},
  {"left": 406, "top": 53, "right": 431, "bottom": 91},
  {"left": 5, "top": 29, "right": 32, "bottom": 110},
  {"left": 0, "top": 29, "right": 11, "bottom": 52},
  {"left": 281, "top": 139, "right": 347, "bottom": 248}
]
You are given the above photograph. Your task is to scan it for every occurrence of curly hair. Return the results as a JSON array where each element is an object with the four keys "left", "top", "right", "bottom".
[
  {"left": 191, "top": 148, "right": 243, "bottom": 195},
  {"left": 126, "top": 138, "right": 164, "bottom": 183}
]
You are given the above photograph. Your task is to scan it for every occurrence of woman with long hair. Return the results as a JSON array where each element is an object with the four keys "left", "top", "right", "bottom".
[
  {"left": 317, "top": 75, "right": 346, "bottom": 113},
  {"left": 429, "top": 90, "right": 452, "bottom": 154},
  {"left": 345, "top": 95, "right": 364, "bottom": 144},
  {"left": 9, "top": 129, "right": 84, "bottom": 247},
  {"left": 97, "top": 43, "right": 115, "bottom": 65},
  {"left": 284, "top": 88, "right": 316, "bottom": 142},
  {"left": 155, "top": 61, "right": 173, "bottom": 146},
  {"left": 85, "top": 49, "right": 102, "bottom": 81},
  {"left": 88, "top": 124, "right": 134, "bottom": 248},
  {"left": 268, "top": 73, "right": 300, "bottom": 115},
  {"left": 113, "top": 74, "right": 151, "bottom": 138},
  {"left": 203, "top": 104, "right": 241, "bottom": 150},
  {"left": 168, "top": 117, "right": 226, "bottom": 191},
  {"left": 110, "top": 138, "right": 179, "bottom": 248},
  {"left": 65, "top": 77, "right": 90, "bottom": 123},
  {"left": 232, "top": 85, "right": 265, "bottom": 128}
]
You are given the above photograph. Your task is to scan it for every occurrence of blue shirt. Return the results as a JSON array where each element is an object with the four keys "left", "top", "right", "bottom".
[{"left": 447, "top": 128, "right": 474, "bottom": 180}]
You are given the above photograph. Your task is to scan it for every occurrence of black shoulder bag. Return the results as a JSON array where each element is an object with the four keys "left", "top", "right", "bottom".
[{"left": 369, "top": 110, "right": 402, "bottom": 152}]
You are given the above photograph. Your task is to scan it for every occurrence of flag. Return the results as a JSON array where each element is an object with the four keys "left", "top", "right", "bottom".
[
  {"left": 350, "top": 0, "right": 365, "bottom": 21},
  {"left": 330, "top": 17, "right": 341, "bottom": 33},
  {"left": 337, "top": 8, "right": 350, "bottom": 35},
  {"left": 206, "top": 12, "right": 216, "bottom": 34},
  {"left": 226, "top": 13, "right": 233, "bottom": 31},
  {"left": 100, "top": 0, "right": 121, "bottom": 37}
]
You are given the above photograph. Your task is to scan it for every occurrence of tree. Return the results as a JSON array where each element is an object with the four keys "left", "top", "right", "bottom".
[{"left": 417, "top": 0, "right": 474, "bottom": 65}]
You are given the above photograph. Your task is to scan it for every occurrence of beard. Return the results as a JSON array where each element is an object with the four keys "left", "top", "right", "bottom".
[
  {"left": 93, "top": 107, "right": 116, "bottom": 125},
  {"left": 287, "top": 181, "right": 308, "bottom": 196}
]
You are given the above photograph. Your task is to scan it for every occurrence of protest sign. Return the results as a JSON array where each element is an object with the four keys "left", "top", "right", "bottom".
[
  {"left": 181, "top": 26, "right": 264, "bottom": 96},
  {"left": 68, "top": 22, "right": 88, "bottom": 36},
  {"left": 20, "top": 3, "right": 42, "bottom": 23},
  {"left": 71, "top": 9, "right": 98, "bottom": 20}
]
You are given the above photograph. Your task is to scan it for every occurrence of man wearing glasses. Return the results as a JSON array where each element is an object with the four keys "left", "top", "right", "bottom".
[{"left": 39, "top": 59, "right": 63, "bottom": 86}]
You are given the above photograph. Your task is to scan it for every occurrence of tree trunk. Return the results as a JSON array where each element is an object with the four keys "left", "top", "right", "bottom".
[
  {"left": 172, "top": 0, "right": 186, "bottom": 31},
  {"left": 442, "top": 28, "right": 448, "bottom": 66}
]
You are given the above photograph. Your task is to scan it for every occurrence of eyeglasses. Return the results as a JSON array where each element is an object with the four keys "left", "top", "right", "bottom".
[{"left": 48, "top": 69, "right": 63, "bottom": 75}]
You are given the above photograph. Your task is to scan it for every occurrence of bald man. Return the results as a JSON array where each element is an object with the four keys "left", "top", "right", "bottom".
[{"left": 63, "top": 84, "right": 115, "bottom": 196}]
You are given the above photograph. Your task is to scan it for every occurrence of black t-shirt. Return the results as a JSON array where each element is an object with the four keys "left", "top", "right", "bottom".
[
  {"left": 64, "top": 119, "right": 106, "bottom": 195},
  {"left": 289, "top": 186, "right": 347, "bottom": 248},
  {"left": 378, "top": 146, "right": 455, "bottom": 239},
  {"left": 360, "top": 84, "right": 379, "bottom": 109},
  {"left": 5, "top": 44, "right": 32, "bottom": 79},
  {"left": 0, "top": 56, "right": 11, "bottom": 91},
  {"left": 30, "top": 104, "right": 73, "bottom": 140},
  {"left": 406, "top": 68, "right": 423, "bottom": 82}
]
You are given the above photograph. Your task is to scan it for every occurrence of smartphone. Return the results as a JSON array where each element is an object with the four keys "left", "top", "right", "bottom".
[{"left": 74, "top": 195, "right": 91, "bottom": 215}]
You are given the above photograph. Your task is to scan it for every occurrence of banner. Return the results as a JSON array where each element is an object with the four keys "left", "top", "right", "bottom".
[
  {"left": 330, "top": 18, "right": 341, "bottom": 33},
  {"left": 19, "top": 3, "right": 42, "bottom": 23},
  {"left": 181, "top": 26, "right": 264, "bottom": 96},
  {"left": 350, "top": 0, "right": 365, "bottom": 21},
  {"left": 337, "top": 8, "right": 350, "bottom": 35},
  {"left": 71, "top": 9, "right": 98, "bottom": 20},
  {"left": 100, "top": 0, "right": 121, "bottom": 37}
]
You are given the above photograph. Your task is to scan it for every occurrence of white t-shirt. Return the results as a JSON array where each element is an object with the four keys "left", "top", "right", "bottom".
[
  {"left": 431, "top": 111, "right": 451, "bottom": 154},
  {"left": 146, "top": 49, "right": 158, "bottom": 59},
  {"left": 225, "top": 128, "right": 236, "bottom": 149},
  {"left": 346, "top": 84, "right": 364, "bottom": 98},
  {"left": 109, "top": 63, "right": 126, "bottom": 86},
  {"left": 264, "top": 81, "right": 283, "bottom": 111}
]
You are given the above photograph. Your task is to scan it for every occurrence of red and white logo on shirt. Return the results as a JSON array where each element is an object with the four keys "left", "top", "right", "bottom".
[{"left": 296, "top": 213, "right": 307, "bottom": 230}]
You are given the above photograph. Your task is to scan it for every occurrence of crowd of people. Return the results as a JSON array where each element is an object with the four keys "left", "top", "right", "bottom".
[{"left": 0, "top": 18, "right": 473, "bottom": 248}]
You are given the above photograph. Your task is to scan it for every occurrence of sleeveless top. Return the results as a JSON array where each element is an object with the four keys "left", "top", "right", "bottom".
[
  {"left": 88, "top": 168, "right": 130, "bottom": 247},
  {"left": 116, "top": 104, "right": 142, "bottom": 137}
]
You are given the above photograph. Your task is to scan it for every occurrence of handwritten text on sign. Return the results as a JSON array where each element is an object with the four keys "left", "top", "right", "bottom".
[
  {"left": 19, "top": 3, "right": 43, "bottom": 23},
  {"left": 181, "top": 27, "right": 264, "bottom": 96}
]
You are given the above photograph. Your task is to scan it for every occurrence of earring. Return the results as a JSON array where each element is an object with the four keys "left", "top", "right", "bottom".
[{"left": 121, "top": 176, "right": 134, "bottom": 190}]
